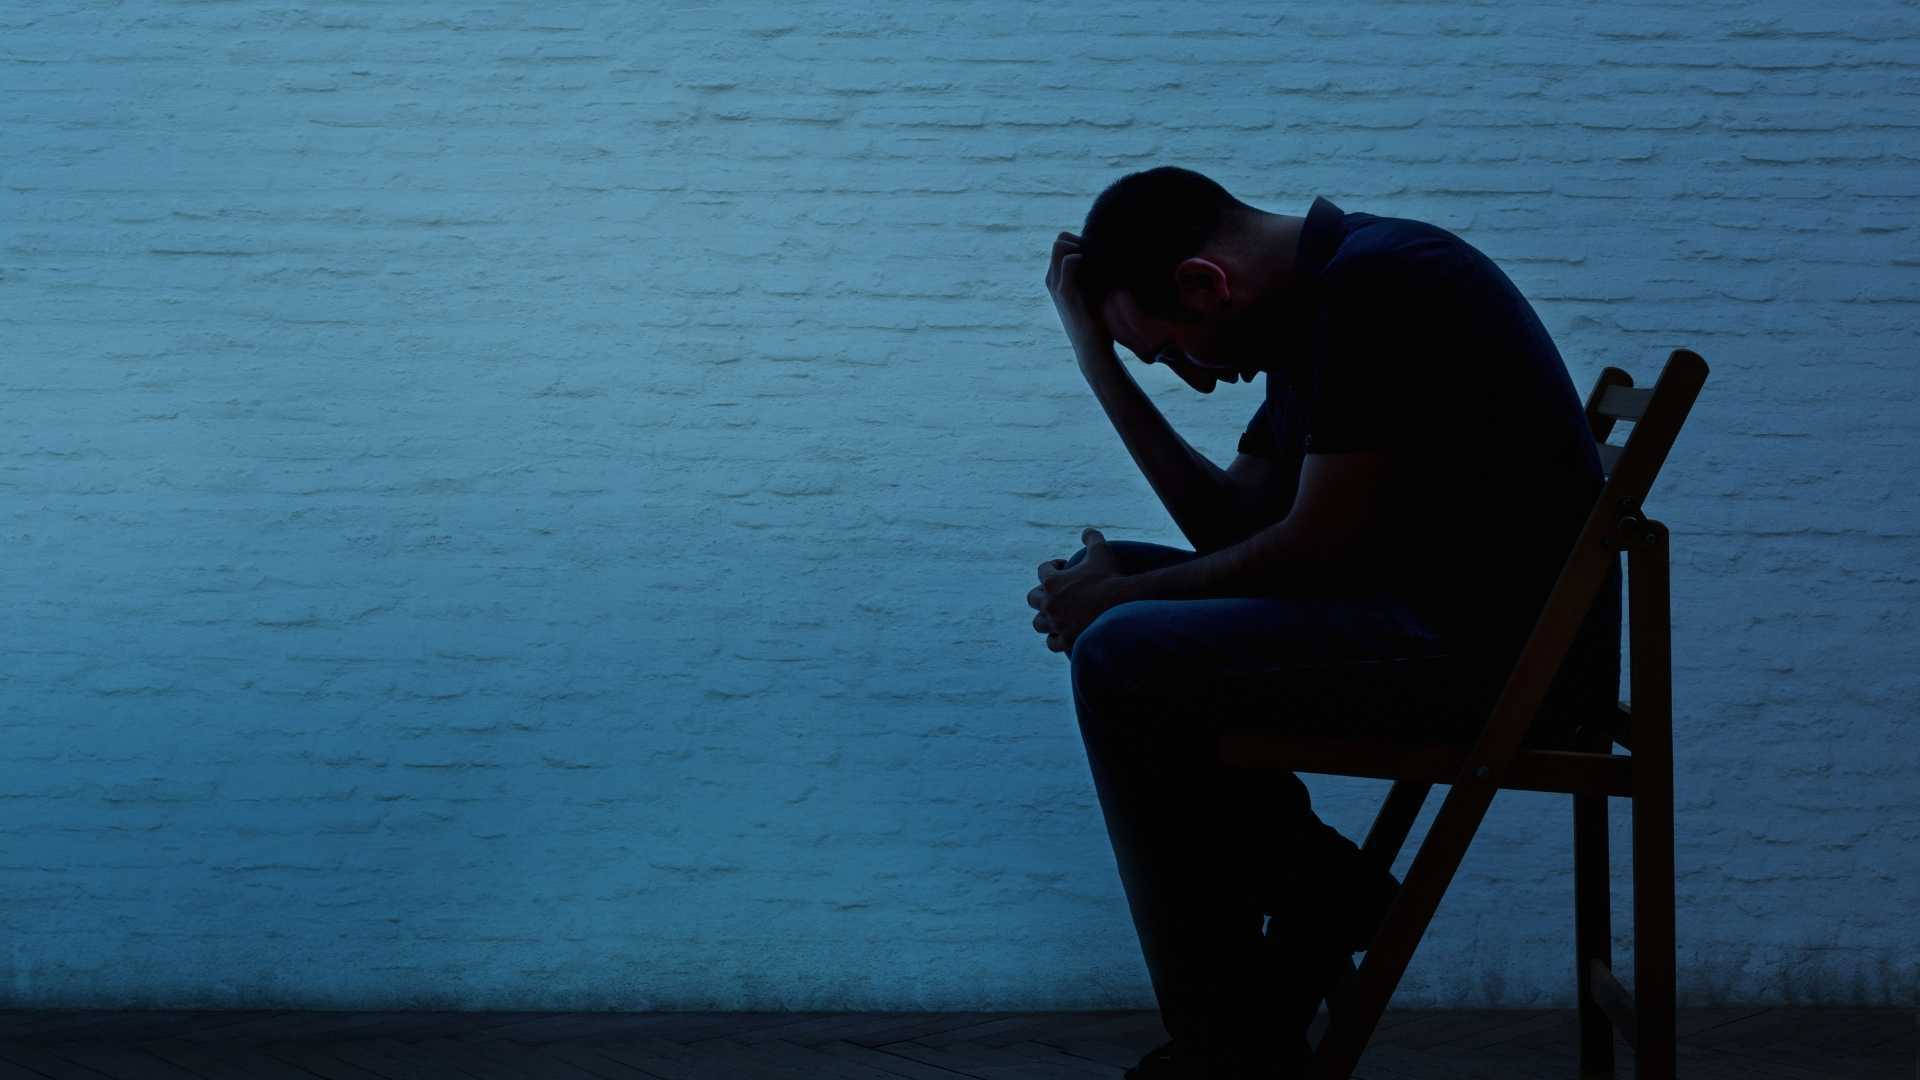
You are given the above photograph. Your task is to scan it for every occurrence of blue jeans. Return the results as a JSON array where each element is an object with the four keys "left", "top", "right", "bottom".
[{"left": 1063, "top": 540, "right": 1509, "bottom": 1055}]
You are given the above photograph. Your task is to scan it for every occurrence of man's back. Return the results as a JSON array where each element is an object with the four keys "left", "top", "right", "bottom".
[{"left": 1239, "top": 198, "right": 1621, "bottom": 725}]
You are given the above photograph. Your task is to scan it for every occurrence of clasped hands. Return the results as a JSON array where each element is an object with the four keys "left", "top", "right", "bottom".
[{"left": 1028, "top": 528, "right": 1131, "bottom": 654}]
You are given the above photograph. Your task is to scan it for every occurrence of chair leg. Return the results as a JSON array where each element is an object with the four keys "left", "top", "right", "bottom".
[
  {"left": 1632, "top": 756, "right": 1677, "bottom": 1080},
  {"left": 1573, "top": 792, "right": 1615, "bottom": 1078},
  {"left": 1360, "top": 781, "right": 1430, "bottom": 874},
  {"left": 1629, "top": 522, "right": 1677, "bottom": 1080}
]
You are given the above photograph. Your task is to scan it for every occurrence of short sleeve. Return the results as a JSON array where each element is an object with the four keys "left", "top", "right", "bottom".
[
  {"left": 1300, "top": 257, "right": 1428, "bottom": 454},
  {"left": 1236, "top": 398, "right": 1276, "bottom": 457}
]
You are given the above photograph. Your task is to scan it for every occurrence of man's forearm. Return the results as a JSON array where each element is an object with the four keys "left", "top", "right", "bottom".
[
  {"left": 1078, "top": 346, "right": 1246, "bottom": 551},
  {"left": 1114, "top": 513, "right": 1352, "bottom": 604}
]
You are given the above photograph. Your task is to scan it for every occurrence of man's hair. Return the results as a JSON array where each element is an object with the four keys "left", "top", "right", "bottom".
[{"left": 1077, "top": 166, "right": 1254, "bottom": 322}]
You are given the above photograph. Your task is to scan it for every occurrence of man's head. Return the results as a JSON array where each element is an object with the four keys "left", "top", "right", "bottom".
[{"left": 1076, "top": 166, "right": 1306, "bottom": 394}]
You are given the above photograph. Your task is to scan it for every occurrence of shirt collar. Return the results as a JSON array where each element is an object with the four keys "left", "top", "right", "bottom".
[{"left": 1296, "top": 195, "right": 1348, "bottom": 286}]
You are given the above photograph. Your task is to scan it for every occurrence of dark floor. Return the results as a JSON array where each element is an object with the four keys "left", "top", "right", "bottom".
[{"left": 0, "top": 1006, "right": 1909, "bottom": 1079}]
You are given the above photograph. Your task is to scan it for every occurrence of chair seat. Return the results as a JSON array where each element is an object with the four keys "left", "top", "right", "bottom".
[
  {"left": 1216, "top": 732, "right": 1633, "bottom": 798},
  {"left": 1254, "top": 644, "right": 1617, "bottom": 746}
]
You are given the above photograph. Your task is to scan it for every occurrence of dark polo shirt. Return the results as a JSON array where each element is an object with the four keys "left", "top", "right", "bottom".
[{"left": 1237, "top": 196, "right": 1621, "bottom": 720}]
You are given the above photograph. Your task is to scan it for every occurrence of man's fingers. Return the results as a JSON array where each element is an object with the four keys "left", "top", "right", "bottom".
[
  {"left": 1032, "top": 611, "right": 1050, "bottom": 635},
  {"left": 1046, "top": 234, "right": 1081, "bottom": 290},
  {"left": 1047, "top": 237, "right": 1073, "bottom": 283},
  {"left": 1038, "top": 558, "right": 1065, "bottom": 580},
  {"left": 1027, "top": 584, "right": 1046, "bottom": 611}
]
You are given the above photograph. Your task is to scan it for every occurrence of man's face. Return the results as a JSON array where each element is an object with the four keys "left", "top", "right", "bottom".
[{"left": 1099, "top": 288, "right": 1268, "bottom": 395}]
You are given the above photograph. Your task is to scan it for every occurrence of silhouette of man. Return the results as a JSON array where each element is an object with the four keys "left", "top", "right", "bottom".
[{"left": 1026, "top": 166, "right": 1621, "bottom": 1078}]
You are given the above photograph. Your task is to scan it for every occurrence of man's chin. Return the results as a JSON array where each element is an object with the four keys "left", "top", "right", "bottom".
[{"left": 1177, "top": 366, "right": 1245, "bottom": 394}]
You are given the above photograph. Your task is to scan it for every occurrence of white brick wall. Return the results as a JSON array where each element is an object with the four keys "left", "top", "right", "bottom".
[{"left": 2, "top": 1, "right": 1916, "bottom": 1010}]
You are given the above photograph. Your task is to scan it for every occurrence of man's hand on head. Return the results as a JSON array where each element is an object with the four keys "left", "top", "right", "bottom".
[{"left": 1046, "top": 232, "right": 1114, "bottom": 360}]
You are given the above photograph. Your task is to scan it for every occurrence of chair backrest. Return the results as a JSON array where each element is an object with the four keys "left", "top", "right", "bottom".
[
  {"left": 1582, "top": 351, "right": 1706, "bottom": 505},
  {"left": 1580, "top": 352, "right": 1708, "bottom": 748},
  {"left": 1481, "top": 349, "right": 1709, "bottom": 762}
]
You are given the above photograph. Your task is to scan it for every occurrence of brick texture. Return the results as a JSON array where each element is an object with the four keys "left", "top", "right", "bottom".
[{"left": 1, "top": 1, "right": 1915, "bottom": 1010}]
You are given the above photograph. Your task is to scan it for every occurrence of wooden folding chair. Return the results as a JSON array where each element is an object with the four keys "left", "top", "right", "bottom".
[{"left": 1217, "top": 348, "right": 1709, "bottom": 1080}]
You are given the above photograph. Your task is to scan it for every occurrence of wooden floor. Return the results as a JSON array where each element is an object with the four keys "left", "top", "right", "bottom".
[{"left": 0, "top": 1007, "right": 1908, "bottom": 1079}]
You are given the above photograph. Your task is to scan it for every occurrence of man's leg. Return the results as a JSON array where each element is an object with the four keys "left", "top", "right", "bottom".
[
  {"left": 1062, "top": 543, "right": 1284, "bottom": 1053},
  {"left": 1060, "top": 545, "right": 1486, "bottom": 1064}
]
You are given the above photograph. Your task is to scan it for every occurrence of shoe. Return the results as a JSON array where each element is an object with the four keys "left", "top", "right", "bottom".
[
  {"left": 1331, "top": 858, "right": 1399, "bottom": 954},
  {"left": 1259, "top": 931, "right": 1355, "bottom": 1032},
  {"left": 1124, "top": 1040, "right": 1191, "bottom": 1079},
  {"left": 1263, "top": 837, "right": 1401, "bottom": 955},
  {"left": 1125, "top": 1038, "right": 1310, "bottom": 1079}
]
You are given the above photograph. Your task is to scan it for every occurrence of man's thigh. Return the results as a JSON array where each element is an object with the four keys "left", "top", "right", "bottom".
[{"left": 1070, "top": 590, "right": 1490, "bottom": 745}]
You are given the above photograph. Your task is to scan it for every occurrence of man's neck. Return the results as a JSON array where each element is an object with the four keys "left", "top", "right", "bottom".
[
  {"left": 1242, "top": 211, "right": 1312, "bottom": 383},
  {"left": 1258, "top": 211, "right": 1307, "bottom": 303}
]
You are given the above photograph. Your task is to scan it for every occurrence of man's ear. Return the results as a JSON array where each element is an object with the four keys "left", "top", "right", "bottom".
[{"left": 1174, "top": 257, "right": 1231, "bottom": 312}]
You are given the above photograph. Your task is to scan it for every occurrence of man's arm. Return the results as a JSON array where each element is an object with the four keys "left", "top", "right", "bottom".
[
  {"left": 1077, "top": 345, "right": 1251, "bottom": 553},
  {"left": 1112, "top": 449, "right": 1397, "bottom": 603}
]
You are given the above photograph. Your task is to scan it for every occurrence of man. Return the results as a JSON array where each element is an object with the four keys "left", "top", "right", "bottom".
[{"left": 1025, "top": 166, "right": 1621, "bottom": 1078}]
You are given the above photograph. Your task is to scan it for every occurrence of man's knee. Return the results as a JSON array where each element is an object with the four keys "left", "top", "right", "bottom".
[
  {"left": 1068, "top": 600, "right": 1159, "bottom": 703},
  {"left": 1069, "top": 604, "right": 1158, "bottom": 761}
]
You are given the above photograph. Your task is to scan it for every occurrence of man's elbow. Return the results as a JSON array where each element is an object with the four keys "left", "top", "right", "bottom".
[{"left": 1193, "top": 505, "right": 1272, "bottom": 557}]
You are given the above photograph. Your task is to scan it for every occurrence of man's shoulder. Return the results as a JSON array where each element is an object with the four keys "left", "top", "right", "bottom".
[
  {"left": 1316, "top": 214, "right": 1543, "bottom": 355},
  {"left": 1322, "top": 214, "right": 1478, "bottom": 287}
]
